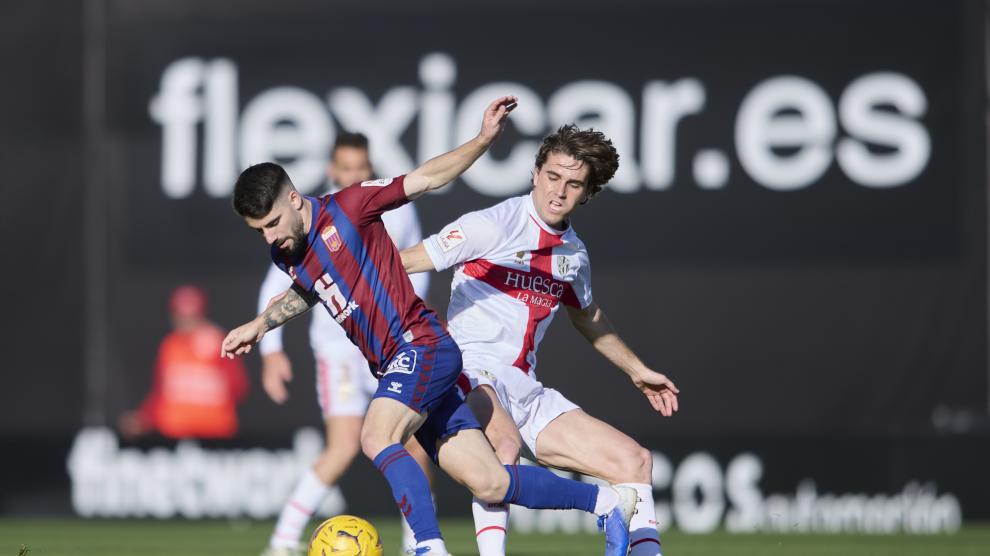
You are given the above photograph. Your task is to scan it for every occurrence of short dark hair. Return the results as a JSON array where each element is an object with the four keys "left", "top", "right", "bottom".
[
  {"left": 232, "top": 162, "right": 292, "bottom": 218},
  {"left": 333, "top": 131, "right": 369, "bottom": 155},
  {"left": 534, "top": 125, "right": 619, "bottom": 201}
]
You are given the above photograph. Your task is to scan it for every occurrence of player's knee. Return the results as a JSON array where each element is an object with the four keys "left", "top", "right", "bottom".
[
  {"left": 319, "top": 439, "right": 361, "bottom": 465},
  {"left": 360, "top": 430, "right": 388, "bottom": 460},
  {"left": 616, "top": 445, "right": 652, "bottom": 483},
  {"left": 492, "top": 436, "right": 522, "bottom": 465},
  {"left": 465, "top": 467, "right": 510, "bottom": 503}
]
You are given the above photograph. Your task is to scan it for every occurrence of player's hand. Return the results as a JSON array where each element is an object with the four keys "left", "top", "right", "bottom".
[
  {"left": 632, "top": 368, "right": 680, "bottom": 417},
  {"left": 477, "top": 96, "right": 518, "bottom": 146},
  {"left": 221, "top": 318, "right": 266, "bottom": 359},
  {"left": 262, "top": 351, "right": 293, "bottom": 404}
]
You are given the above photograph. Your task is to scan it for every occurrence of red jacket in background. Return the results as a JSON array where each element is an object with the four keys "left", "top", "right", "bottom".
[{"left": 138, "top": 322, "right": 248, "bottom": 439}]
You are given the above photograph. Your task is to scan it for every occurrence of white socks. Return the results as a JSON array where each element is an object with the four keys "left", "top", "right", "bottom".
[
  {"left": 593, "top": 485, "right": 620, "bottom": 515},
  {"left": 416, "top": 538, "right": 448, "bottom": 555},
  {"left": 270, "top": 469, "right": 330, "bottom": 548},
  {"left": 615, "top": 483, "right": 662, "bottom": 556},
  {"left": 471, "top": 497, "right": 509, "bottom": 556},
  {"left": 401, "top": 510, "right": 416, "bottom": 553}
]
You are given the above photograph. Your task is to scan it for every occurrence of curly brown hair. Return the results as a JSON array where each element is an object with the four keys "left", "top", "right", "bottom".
[{"left": 534, "top": 125, "right": 619, "bottom": 202}]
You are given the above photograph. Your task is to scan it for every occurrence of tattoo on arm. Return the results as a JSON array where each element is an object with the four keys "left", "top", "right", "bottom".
[{"left": 262, "top": 285, "right": 316, "bottom": 331}]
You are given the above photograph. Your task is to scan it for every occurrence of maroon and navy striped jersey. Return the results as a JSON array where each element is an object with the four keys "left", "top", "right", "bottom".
[{"left": 271, "top": 175, "right": 448, "bottom": 377}]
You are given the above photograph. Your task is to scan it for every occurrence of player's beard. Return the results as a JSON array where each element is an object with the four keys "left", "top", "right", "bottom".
[{"left": 283, "top": 219, "right": 308, "bottom": 261}]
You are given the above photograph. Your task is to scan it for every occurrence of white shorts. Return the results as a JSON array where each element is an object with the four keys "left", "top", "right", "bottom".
[
  {"left": 314, "top": 344, "right": 379, "bottom": 418},
  {"left": 458, "top": 364, "right": 579, "bottom": 456}
]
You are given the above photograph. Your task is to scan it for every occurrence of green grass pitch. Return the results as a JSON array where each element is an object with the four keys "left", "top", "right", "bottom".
[{"left": 1, "top": 518, "right": 988, "bottom": 555}]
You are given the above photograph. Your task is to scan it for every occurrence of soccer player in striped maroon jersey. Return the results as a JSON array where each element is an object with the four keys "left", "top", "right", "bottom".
[{"left": 222, "top": 97, "right": 636, "bottom": 556}]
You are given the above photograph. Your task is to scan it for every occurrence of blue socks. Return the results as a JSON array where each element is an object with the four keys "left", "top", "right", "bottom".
[
  {"left": 373, "top": 444, "right": 441, "bottom": 543},
  {"left": 501, "top": 464, "right": 598, "bottom": 512}
]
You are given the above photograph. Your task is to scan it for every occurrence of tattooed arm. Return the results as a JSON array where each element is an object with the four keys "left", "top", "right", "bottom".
[{"left": 221, "top": 285, "right": 317, "bottom": 359}]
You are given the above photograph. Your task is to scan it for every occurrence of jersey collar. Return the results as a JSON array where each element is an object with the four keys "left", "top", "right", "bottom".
[{"left": 526, "top": 192, "right": 569, "bottom": 236}]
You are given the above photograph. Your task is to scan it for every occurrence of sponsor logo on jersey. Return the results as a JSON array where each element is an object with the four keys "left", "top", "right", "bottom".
[
  {"left": 333, "top": 301, "right": 360, "bottom": 324},
  {"left": 438, "top": 224, "right": 467, "bottom": 252},
  {"left": 504, "top": 271, "right": 565, "bottom": 299},
  {"left": 383, "top": 350, "right": 418, "bottom": 376},
  {"left": 321, "top": 225, "right": 342, "bottom": 252},
  {"left": 360, "top": 177, "right": 392, "bottom": 187},
  {"left": 387, "top": 381, "right": 403, "bottom": 394}
]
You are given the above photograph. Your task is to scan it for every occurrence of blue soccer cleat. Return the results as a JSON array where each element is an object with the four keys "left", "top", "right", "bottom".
[
  {"left": 598, "top": 486, "right": 638, "bottom": 556},
  {"left": 412, "top": 547, "right": 452, "bottom": 556}
]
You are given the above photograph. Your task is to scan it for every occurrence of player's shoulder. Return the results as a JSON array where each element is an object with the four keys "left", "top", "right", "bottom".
[
  {"left": 382, "top": 194, "right": 419, "bottom": 222},
  {"left": 562, "top": 224, "right": 588, "bottom": 251},
  {"left": 471, "top": 194, "right": 528, "bottom": 225}
]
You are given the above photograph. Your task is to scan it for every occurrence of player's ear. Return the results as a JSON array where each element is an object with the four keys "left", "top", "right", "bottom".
[
  {"left": 531, "top": 167, "right": 539, "bottom": 188},
  {"left": 578, "top": 186, "right": 591, "bottom": 205},
  {"left": 287, "top": 189, "right": 303, "bottom": 210}
]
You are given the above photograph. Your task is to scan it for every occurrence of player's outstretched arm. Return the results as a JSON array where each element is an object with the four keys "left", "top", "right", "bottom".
[
  {"left": 566, "top": 302, "right": 680, "bottom": 417},
  {"left": 403, "top": 95, "right": 517, "bottom": 200},
  {"left": 221, "top": 285, "right": 318, "bottom": 359},
  {"left": 400, "top": 243, "right": 435, "bottom": 274}
]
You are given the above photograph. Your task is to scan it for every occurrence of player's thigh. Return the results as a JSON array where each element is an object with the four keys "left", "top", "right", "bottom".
[
  {"left": 314, "top": 347, "right": 373, "bottom": 418},
  {"left": 360, "top": 397, "right": 426, "bottom": 457},
  {"left": 435, "top": 427, "right": 509, "bottom": 501},
  {"left": 535, "top": 409, "right": 651, "bottom": 484},
  {"left": 465, "top": 385, "right": 523, "bottom": 464}
]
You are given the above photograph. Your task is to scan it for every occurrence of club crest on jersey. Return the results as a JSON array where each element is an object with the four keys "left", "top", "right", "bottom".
[
  {"left": 321, "top": 225, "right": 342, "bottom": 252},
  {"left": 383, "top": 350, "right": 418, "bottom": 376},
  {"left": 438, "top": 224, "right": 467, "bottom": 252},
  {"left": 360, "top": 177, "right": 392, "bottom": 187},
  {"left": 557, "top": 255, "right": 571, "bottom": 276}
]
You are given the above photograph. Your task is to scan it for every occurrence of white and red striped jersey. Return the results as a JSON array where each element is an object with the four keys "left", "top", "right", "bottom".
[{"left": 423, "top": 193, "right": 592, "bottom": 377}]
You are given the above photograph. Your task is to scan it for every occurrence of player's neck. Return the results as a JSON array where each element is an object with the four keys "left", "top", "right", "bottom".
[{"left": 300, "top": 196, "right": 314, "bottom": 234}]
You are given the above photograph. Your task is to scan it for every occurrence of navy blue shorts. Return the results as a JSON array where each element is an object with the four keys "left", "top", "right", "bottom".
[{"left": 374, "top": 336, "right": 481, "bottom": 461}]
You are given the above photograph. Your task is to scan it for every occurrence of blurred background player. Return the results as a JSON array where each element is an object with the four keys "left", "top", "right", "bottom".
[
  {"left": 256, "top": 132, "right": 432, "bottom": 556},
  {"left": 118, "top": 285, "right": 249, "bottom": 440},
  {"left": 401, "top": 125, "right": 678, "bottom": 556}
]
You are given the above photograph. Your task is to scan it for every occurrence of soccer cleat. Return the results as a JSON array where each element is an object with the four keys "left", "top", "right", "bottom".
[
  {"left": 413, "top": 548, "right": 449, "bottom": 555},
  {"left": 259, "top": 545, "right": 305, "bottom": 556},
  {"left": 597, "top": 486, "right": 638, "bottom": 556}
]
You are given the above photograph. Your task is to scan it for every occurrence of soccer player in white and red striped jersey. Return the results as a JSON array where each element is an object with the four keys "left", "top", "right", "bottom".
[{"left": 402, "top": 125, "right": 679, "bottom": 556}]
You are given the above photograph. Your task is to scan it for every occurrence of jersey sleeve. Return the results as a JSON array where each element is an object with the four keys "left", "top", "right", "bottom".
[
  {"left": 423, "top": 209, "right": 504, "bottom": 272},
  {"left": 257, "top": 263, "right": 293, "bottom": 355},
  {"left": 564, "top": 251, "right": 594, "bottom": 309},
  {"left": 335, "top": 175, "right": 410, "bottom": 224}
]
